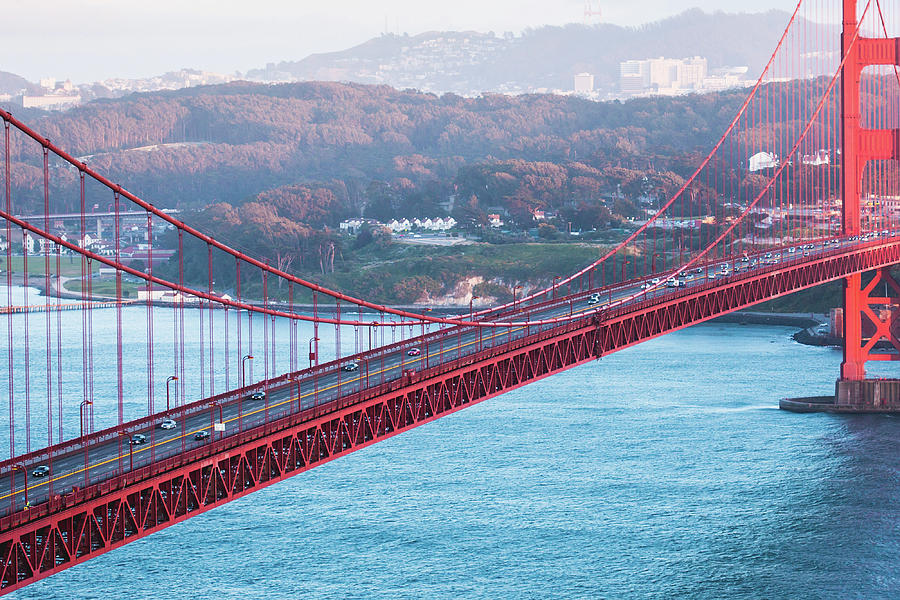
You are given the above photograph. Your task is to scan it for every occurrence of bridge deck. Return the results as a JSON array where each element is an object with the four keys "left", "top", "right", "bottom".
[{"left": 0, "top": 235, "right": 899, "bottom": 592}]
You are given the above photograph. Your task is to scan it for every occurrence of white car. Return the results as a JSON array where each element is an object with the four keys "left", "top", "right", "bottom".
[
  {"left": 342, "top": 362, "right": 360, "bottom": 372},
  {"left": 158, "top": 419, "right": 177, "bottom": 430}
]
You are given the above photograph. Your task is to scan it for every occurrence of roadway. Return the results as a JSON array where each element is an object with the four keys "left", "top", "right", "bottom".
[{"left": 0, "top": 231, "right": 895, "bottom": 515}]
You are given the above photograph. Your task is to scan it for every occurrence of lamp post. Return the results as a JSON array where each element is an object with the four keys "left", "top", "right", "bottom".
[
  {"left": 652, "top": 253, "right": 660, "bottom": 273},
  {"left": 552, "top": 276, "right": 560, "bottom": 299},
  {"left": 12, "top": 464, "right": 26, "bottom": 511},
  {"left": 469, "top": 295, "right": 479, "bottom": 321},
  {"left": 513, "top": 285, "right": 523, "bottom": 310},
  {"left": 79, "top": 400, "right": 93, "bottom": 439},
  {"left": 368, "top": 322, "right": 378, "bottom": 352},
  {"left": 119, "top": 433, "right": 134, "bottom": 472},
  {"left": 308, "top": 337, "right": 319, "bottom": 368},
  {"left": 165, "top": 376, "right": 178, "bottom": 411},
  {"left": 209, "top": 402, "right": 224, "bottom": 440},
  {"left": 80, "top": 399, "right": 93, "bottom": 488},
  {"left": 241, "top": 354, "right": 253, "bottom": 388},
  {"left": 621, "top": 259, "right": 630, "bottom": 282}
]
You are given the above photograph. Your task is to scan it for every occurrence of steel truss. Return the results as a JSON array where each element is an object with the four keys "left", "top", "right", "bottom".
[{"left": 1, "top": 240, "right": 899, "bottom": 593}]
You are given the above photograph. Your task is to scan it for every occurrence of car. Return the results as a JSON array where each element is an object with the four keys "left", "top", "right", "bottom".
[
  {"left": 31, "top": 465, "right": 50, "bottom": 478},
  {"left": 764, "top": 253, "right": 772, "bottom": 259},
  {"left": 640, "top": 283, "right": 650, "bottom": 290},
  {"left": 587, "top": 294, "right": 601, "bottom": 305},
  {"left": 248, "top": 391, "right": 266, "bottom": 402},
  {"left": 158, "top": 419, "right": 177, "bottom": 430},
  {"left": 407, "top": 348, "right": 421, "bottom": 356},
  {"left": 194, "top": 431, "right": 210, "bottom": 441},
  {"left": 342, "top": 362, "right": 360, "bottom": 372},
  {"left": 788, "top": 247, "right": 797, "bottom": 254},
  {"left": 741, "top": 256, "right": 750, "bottom": 263},
  {"left": 130, "top": 434, "right": 147, "bottom": 445},
  {"left": 707, "top": 273, "right": 717, "bottom": 279},
  {"left": 692, "top": 268, "right": 703, "bottom": 274},
  {"left": 651, "top": 278, "right": 661, "bottom": 284}
]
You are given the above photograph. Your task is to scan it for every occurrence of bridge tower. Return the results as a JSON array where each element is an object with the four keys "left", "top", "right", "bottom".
[{"left": 838, "top": 0, "right": 900, "bottom": 403}]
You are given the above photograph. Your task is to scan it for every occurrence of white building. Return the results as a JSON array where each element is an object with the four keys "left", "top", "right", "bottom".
[
  {"left": 749, "top": 152, "right": 780, "bottom": 172},
  {"left": 20, "top": 95, "right": 81, "bottom": 111},
  {"left": 574, "top": 72, "right": 595, "bottom": 94}
]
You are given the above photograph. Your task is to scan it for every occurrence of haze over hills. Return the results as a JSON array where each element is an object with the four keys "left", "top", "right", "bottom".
[
  {"left": 247, "top": 9, "right": 826, "bottom": 96},
  {"left": 1, "top": 9, "right": 835, "bottom": 104}
]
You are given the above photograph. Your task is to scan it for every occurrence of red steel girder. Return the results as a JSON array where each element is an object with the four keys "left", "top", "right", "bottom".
[{"left": 1, "top": 240, "right": 900, "bottom": 593}]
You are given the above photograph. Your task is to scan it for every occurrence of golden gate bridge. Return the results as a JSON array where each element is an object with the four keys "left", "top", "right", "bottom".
[{"left": 0, "top": 0, "right": 898, "bottom": 593}]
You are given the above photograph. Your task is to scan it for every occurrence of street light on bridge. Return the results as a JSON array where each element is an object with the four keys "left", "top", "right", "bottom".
[
  {"left": 469, "top": 295, "right": 479, "bottom": 321},
  {"left": 166, "top": 376, "right": 178, "bottom": 411},
  {"left": 241, "top": 355, "right": 253, "bottom": 388},
  {"left": 308, "top": 337, "right": 320, "bottom": 368},
  {"left": 11, "top": 464, "right": 27, "bottom": 512},
  {"left": 513, "top": 285, "right": 523, "bottom": 310},
  {"left": 552, "top": 276, "right": 560, "bottom": 299},
  {"left": 79, "top": 400, "right": 93, "bottom": 440}
]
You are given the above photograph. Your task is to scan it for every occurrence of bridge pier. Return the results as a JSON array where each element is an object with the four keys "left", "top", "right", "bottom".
[
  {"left": 791, "top": 0, "right": 900, "bottom": 415},
  {"left": 781, "top": 379, "right": 900, "bottom": 413}
]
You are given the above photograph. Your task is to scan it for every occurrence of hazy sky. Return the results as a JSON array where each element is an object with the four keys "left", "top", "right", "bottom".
[{"left": 4, "top": 0, "right": 792, "bottom": 83}]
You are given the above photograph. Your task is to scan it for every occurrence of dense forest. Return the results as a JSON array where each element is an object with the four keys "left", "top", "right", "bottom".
[
  {"left": 3, "top": 76, "right": 870, "bottom": 303},
  {"left": 8, "top": 80, "right": 754, "bottom": 215}
]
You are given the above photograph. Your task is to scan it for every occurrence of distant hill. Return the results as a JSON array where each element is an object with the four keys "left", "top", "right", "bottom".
[
  {"left": 247, "top": 10, "right": 830, "bottom": 95},
  {"left": 0, "top": 70, "right": 35, "bottom": 96}
]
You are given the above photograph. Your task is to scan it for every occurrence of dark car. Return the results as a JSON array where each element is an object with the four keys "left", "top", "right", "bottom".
[
  {"left": 248, "top": 391, "right": 266, "bottom": 402},
  {"left": 342, "top": 362, "right": 360, "bottom": 372},
  {"left": 31, "top": 465, "right": 50, "bottom": 478},
  {"left": 130, "top": 434, "right": 147, "bottom": 445},
  {"left": 194, "top": 431, "right": 210, "bottom": 441}
]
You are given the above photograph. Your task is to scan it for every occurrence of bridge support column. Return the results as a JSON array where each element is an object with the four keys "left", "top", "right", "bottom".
[
  {"left": 838, "top": 0, "right": 900, "bottom": 383},
  {"left": 783, "top": 267, "right": 900, "bottom": 413}
]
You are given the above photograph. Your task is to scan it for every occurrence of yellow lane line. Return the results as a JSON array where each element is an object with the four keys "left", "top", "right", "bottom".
[{"left": 5, "top": 300, "right": 598, "bottom": 503}]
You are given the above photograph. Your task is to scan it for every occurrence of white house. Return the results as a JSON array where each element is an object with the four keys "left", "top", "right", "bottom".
[{"left": 749, "top": 151, "right": 779, "bottom": 172}]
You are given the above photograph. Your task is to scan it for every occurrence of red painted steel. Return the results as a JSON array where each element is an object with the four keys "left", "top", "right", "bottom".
[
  {"left": 841, "top": 0, "right": 900, "bottom": 380},
  {"left": 2, "top": 238, "right": 900, "bottom": 593},
  {"left": 0, "top": 1, "right": 899, "bottom": 594}
]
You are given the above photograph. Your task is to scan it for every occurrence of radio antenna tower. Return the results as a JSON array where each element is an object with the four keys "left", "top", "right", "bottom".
[{"left": 583, "top": 1, "right": 602, "bottom": 24}]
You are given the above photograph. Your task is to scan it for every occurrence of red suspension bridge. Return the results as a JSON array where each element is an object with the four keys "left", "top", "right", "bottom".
[{"left": 0, "top": 0, "right": 898, "bottom": 593}]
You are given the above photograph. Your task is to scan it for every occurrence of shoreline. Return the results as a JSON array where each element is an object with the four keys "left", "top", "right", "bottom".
[{"left": 3, "top": 276, "right": 838, "bottom": 336}]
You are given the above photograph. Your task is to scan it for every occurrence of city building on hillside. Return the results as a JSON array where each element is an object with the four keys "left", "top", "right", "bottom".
[
  {"left": 619, "top": 56, "right": 747, "bottom": 97},
  {"left": 574, "top": 72, "right": 594, "bottom": 94},
  {"left": 339, "top": 218, "right": 381, "bottom": 234},
  {"left": 749, "top": 151, "right": 780, "bottom": 172},
  {"left": 801, "top": 149, "right": 831, "bottom": 167},
  {"left": 136, "top": 286, "right": 201, "bottom": 304}
]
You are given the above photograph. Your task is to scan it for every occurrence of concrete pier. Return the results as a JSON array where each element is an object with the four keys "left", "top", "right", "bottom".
[{"left": 781, "top": 379, "right": 900, "bottom": 413}]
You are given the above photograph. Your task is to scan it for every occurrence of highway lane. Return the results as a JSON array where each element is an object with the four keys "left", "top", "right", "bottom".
[{"left": 0, "top": 232, "right": 895, "bottom": 514}]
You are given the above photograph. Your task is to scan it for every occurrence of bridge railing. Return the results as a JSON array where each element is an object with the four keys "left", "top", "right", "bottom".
[{"left": 0, "top": 235, "right": 891, "bottom": 506}]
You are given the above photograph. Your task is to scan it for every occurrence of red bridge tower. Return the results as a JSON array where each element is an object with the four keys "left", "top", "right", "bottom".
[{"left": 838, "top": 0, "right": 900, "bottom": 403}]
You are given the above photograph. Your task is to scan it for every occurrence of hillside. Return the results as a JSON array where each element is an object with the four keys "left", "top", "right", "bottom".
[
  {"left": 14, "top": 80, "right": 757, "bottom": 216},
  {"left": 0, "top": 70, "right": 36, "bottom": 96},
  {"left": 248, "top": 10, "right": 830, "bottom": 95}
]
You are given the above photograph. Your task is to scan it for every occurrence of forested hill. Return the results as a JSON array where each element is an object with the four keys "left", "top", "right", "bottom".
[{"left": 17, "top": 80, "right": 750, "bottom": 212}]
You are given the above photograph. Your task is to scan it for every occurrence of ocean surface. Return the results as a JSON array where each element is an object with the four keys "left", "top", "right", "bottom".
[{"left": 6, "top": 292, "right": 900, "bottom": 599}]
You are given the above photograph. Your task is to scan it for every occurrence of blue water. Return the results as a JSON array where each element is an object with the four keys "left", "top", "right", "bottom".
[{"left": 9, "top": 321, "right": 900, "bottom": 599}]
